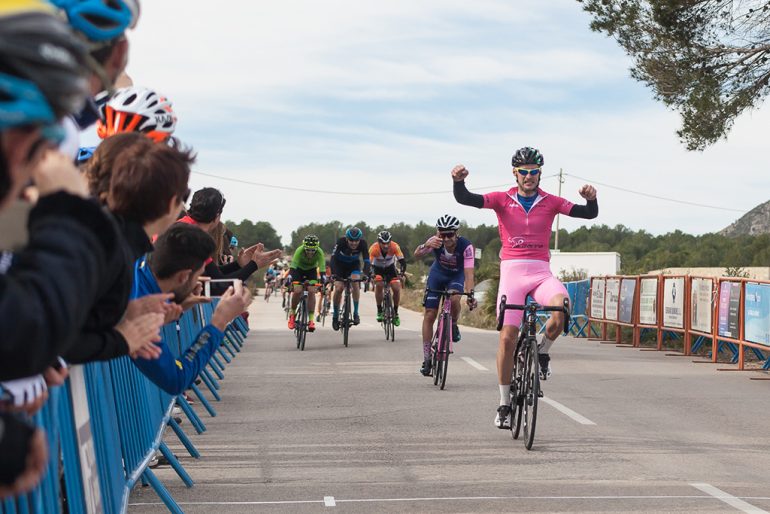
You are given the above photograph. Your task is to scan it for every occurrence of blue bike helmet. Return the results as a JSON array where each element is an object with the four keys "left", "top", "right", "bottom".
[
  {"left": 76, "top": 146, "right": 96, "bottom": 164},
  {"left": 230, "top": 236, "right": 238, "bottom": 247},
  {"left": 345, "top": 227, "right": 363, "bottom": 241},
  {"left": 50, "top": 0, "right": 140, "bottom": 42}
]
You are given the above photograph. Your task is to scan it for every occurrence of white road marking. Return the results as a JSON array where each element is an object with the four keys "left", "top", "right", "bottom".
[
  {"left": 130, "top": 493, "right": 755, "bottom": 507},
  {"left": 324, "top": 496, "right": 336, "bottom": 507},
  {"left": 541, "top": 397, "right": 596, "bottom": 425},
  {"left": 461, "top": 356, "right": 488, "bottom": 371},
  {"left": 691, "top": 483, "right": 769, "bottom": 514}
]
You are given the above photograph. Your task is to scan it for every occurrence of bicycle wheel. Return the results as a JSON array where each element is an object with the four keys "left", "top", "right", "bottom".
[
  {"left": 522, "top": 337, "right": 540, "bottom": 450},
  {"left": 342, "top": 289, "right": 350, "bottom": 347},
  {"left": 431, "top": 334, "right": 440, "bottom": 386},
  {"left": 295, "top": 299, "right": 304, "bottom": 349},
  {"left": 439, "top": 313, "right": 451, "bottom": 390},
  {"left": 299, "top": 299, "right": 308, "bottom": 351},
  {"left": 511, "top": 341, "right": 525, "bottom": 440}
]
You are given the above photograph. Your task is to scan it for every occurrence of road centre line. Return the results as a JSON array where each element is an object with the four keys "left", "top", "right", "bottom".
[
  {"left": 461, "top": 356, "right": 488, "bottom": 371},
  {"left": 691, "top": 483, "right": 769, "bottom": 514},
  {"left": 541, "top": 396, "right": 596, "bottom": 425}
]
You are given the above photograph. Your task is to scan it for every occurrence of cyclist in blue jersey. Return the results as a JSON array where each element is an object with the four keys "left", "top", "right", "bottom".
[
  {"left": 413, "top": 215, "right": 477, "bottom": 376},
  {"left": 330, "top": 227, "right": 371, "bottom": 330}
]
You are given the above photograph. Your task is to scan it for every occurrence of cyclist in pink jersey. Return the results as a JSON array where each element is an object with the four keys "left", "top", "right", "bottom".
[{"left": 452, "top": 146, "right": 597, "bottom": 429}]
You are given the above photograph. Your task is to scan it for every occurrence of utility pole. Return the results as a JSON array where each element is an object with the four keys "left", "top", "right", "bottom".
[{"left": 554, "top": 168, "right": 564, "bottom": 250}]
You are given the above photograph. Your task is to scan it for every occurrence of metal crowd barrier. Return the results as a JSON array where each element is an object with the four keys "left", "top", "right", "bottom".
[{"left": 1, "top": 304, "right": 250, "bottom": 514}]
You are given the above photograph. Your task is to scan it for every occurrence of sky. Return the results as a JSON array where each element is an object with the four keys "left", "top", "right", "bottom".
[{"left": 83, "top": 0, "right": 770, "bottom": 245}]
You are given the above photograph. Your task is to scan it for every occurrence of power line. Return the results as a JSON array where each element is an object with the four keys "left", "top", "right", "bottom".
[
  {"left": 191, "top": 170, "right": 559, "bottom": 196},
  {"left": 566, "top": 173, "right": 747, "bottom": 213}
]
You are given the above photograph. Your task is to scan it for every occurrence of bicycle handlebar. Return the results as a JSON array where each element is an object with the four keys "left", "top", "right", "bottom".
[
  {"left": 496, "top": 295, "right": 571, "bottom": 333},
  {"left": 425, "top": 289, "right": 474, "bottom": 297}
]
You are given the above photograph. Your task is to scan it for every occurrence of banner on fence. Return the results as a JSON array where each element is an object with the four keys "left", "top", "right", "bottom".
[
  {"left": 605, "top": 278, "right": 620, "bottom": 321},
  {"left": 590, "top": 278, "right": 605, "bottom": 319},
  {"left": 745, "top": 282, "right": 770, "bottom": 346},
  {"left": 618, "top": 278, "right": 635, "bottom": 324},
  {"left": 69, "top": 366, "right": 103, "bottom": 513},
  {"left": 639, "top": 278, "right": 658, "bottom": 325},
  {"left": 718, "top": 282, "right": 741, "bottom": 338},
  {"left": 662, "top": 277, "right": 684, "bottom": 328},
  {"left": 690, "top": 278, "right": 713, "bottom": 333}
]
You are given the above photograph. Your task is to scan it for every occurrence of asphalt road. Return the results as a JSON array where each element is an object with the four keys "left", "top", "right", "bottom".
[{"left": 129, "top": 288, "right": 770, "bottom": 513}]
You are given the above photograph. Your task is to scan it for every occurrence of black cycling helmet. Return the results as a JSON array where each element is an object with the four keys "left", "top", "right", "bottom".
[
  {"left": 345, "top": 227, "right": 363, "bottom": 241},
  {"left": 511, "top": 146, "right": 544, "bottom": 167},
  {"left": 377, "top": 230, "right": 392, "bottom": 244},
  {"left": 0, "top": 9, "right": 91, "bottom": 119}
]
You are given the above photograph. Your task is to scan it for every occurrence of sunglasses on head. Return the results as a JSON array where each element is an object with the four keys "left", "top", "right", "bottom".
[
  {"left": 514, "top": 167, "right": 541, "bottom": 176},
  {"left": 438, "top": 232, "right": 457, "bottom": 239}
]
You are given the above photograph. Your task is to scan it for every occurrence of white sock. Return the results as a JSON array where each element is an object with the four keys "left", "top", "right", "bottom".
[
  {"left": 540, "top": 335, "right": 554, "bottom": 354},
  {"left": 499, "top": 384, "right": 510, "bottom": 406}
]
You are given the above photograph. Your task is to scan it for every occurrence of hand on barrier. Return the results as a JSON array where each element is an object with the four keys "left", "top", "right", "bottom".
[
  {"left": 211, "top": 279, "right": 253, "bottom": 331},
  {"left": 43, "top": 358, "right": 69, "bottom": 387},
  {"left": 32, "top": 149, "right": 89, "bottom": 199},
  {"left": 0, "top": 375, "right": 48, "bottom": 415},
  {"left": 119, "top": 312, "right": 164, "bottom": 360},
  {"left": 125, "top": 293, "right": 174, "bottom": 320},
  {"left": 0, "top": 427, "right": 48, "bottom": 499}
]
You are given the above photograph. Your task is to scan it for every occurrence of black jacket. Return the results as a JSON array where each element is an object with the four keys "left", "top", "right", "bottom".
[
  {"left": 0, "top": 192, "right": 118, "bottom": 379},
  {"left": 63, "top": 215, "right": 152, "bottom": 364}
]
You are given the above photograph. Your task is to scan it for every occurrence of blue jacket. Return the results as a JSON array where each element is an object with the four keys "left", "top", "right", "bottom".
[{"left": 131, "top": 256, "right": 223, "bottom": 395}]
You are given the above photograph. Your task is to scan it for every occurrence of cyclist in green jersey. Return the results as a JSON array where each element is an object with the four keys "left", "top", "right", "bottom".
[{"left": 287, "top": 235, "right": 326, "bottom": 332}]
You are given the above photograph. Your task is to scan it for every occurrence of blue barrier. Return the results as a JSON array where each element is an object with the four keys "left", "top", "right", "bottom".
[{"left": 2, "top": 300, "right": 245, "bottom": 514}]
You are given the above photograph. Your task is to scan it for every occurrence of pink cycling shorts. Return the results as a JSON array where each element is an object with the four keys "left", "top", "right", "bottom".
[{"left": 497, "top": 260, "right": 569, "bottom": 327}]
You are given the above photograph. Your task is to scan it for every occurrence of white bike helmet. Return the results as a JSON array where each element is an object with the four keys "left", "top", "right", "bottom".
[
  {"left": 97, "top": 86, "right": 176, "bottom": 142},
  {"left": 436, "top": 215, "right": 460, "bottom": 231}
]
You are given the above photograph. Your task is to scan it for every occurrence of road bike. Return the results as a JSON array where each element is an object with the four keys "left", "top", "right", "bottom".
[
  {"left": 264, "top": 280, "right": 274, "bottom": 302},
  {"left": 497, "top": 296, "right": 570, "bottom": 449},
  {"left": 338, "top": 277, "right": 366, "bottom": 348},
  {"left": 427, "top": 288, "right": 475, "bottom": 390},
  {"left": 374, "top": 275, "right": 398, "bottom": 342},
  {"left": 293, "top": 281, "right": 317, "bottom": 351},
  {"left": 318, "top": 282, "right": 331, "bottom": 327}
]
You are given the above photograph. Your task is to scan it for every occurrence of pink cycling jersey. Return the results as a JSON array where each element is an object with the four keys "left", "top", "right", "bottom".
[{"left": 483, "top": 187, "right": 573, "bottom": 261}]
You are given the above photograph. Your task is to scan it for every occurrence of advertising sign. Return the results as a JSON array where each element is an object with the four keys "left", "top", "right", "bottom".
[
  {"left": 605, "top": 278, "right": 620, "bottom": 321},
  {"left": 618, "top": 278, "right": 636, "bottom": 324},
  {"left": 745, "top": 282, "right": 770, "bottom": 346},
  {"left": 690, "top": 278, "right": 713, "bottom": 333},
  {"left": 639, "top": 278, "right": 658, "bottom": 325},
  {"left": 663, "top": 277, "right": 685, "bottom": 328},
  {"left": 718, "top": 282, "right": 741, "bottom": 338},
  {"left": 590, "top": 278, "right": 605, "bottom": 319}
]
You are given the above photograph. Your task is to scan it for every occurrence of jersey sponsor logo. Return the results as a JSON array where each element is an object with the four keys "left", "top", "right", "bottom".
[{"left": 507, "top": 236, "right": 542, "bottom": 249}]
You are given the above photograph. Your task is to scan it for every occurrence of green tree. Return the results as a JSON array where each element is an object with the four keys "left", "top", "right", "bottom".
[
  {"left": 580, "top": 0, "right": 770, "bottom": 150},
  {"left": 225, "top": 219, "right": 282, "bottom": 250}
]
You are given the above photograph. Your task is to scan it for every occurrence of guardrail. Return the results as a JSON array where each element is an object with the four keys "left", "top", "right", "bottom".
[
  {"left": 585, "top": 275, "right": 770, "bottom": 371},
  {"left": 1, "top": 303, "right": 249, "bottom": 514}
]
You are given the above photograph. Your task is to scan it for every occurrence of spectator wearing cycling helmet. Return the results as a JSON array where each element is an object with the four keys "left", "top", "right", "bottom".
[
  {"left": 178, "top": 188, "right": 282, "bottom": 289},
  {"left": 287, "top": 235, "right": 326, "bottom": 332},
  {"left": 0, "top": 1, "right": 120, "bottom": 497},
  {"left": 452, "top": 146, "right": 597, "bottom": 430},
  {"left": 96, "top": 86, "right": 177, "bottom": 143},
  {"left": 369, "top": 230, "right": 407, "bottom": 326},
  {"left": 50, "top": 0, "right": 141, "bottom": 156},
  {"left": 414, "top": 215, "right": 476, "bottom": 376},
  {"left": 330, "top": 227, "right": 370, "bottom": 329}
]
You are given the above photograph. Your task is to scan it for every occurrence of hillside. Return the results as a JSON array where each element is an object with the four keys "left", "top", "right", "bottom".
[{"left": 720, "top": 200, "right": 770, "bottom": 237}]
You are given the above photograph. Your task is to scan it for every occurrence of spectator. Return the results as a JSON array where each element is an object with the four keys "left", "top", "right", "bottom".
[
  {"left": 131, "top": 224, "right": 252, "bottom": 395},
  {"left": 178, "top": 188, "right": 281, "bottom": 284},
  {"left": 0, "top": 3, "right": 118, "bottom": 496},
  {"left": 64, "top": 133, "right": 197, "bottom": 364}
]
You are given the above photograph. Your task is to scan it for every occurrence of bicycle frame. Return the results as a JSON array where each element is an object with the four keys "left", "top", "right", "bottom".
[
  {"left": 426, "top": 288, "right": 474, "bottom": 390},
  {"left": 293, "top": 280, "right": 317, "bottom": 351},
  {"left": 336, "top": 277, "right": 366, "bottom": 347}
]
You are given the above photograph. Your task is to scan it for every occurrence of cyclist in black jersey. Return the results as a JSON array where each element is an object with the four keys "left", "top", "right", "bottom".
[{"left": 330, "top": 227, "right": 371, "bottom": 329}]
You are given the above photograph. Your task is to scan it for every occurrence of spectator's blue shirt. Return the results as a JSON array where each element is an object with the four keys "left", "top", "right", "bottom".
[{"left": 131, "top": 256, "right": 224, "bottom": 395}]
